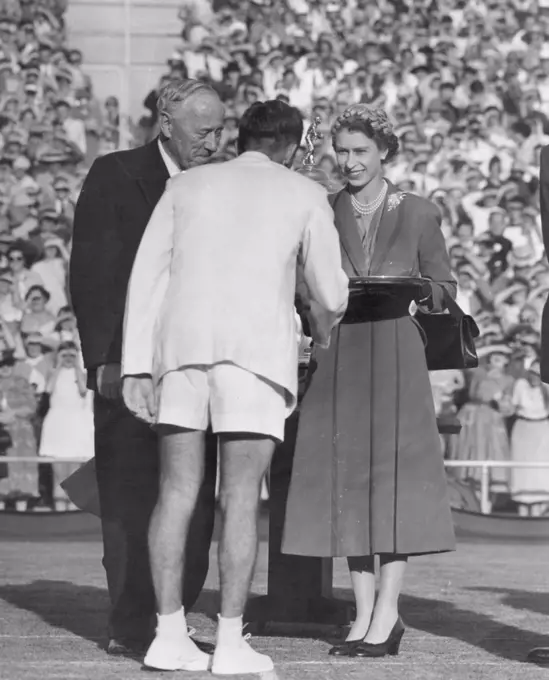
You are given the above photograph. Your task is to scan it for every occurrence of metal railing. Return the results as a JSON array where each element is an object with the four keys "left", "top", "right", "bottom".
[
  {"left": 2, "top": 457, "right": 549, "bottom": 516},
  {"left": 444, "top": 460, "right": 549, "bottom": 514}
]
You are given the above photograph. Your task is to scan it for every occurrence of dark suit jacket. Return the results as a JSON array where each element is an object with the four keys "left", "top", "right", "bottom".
[
  {"left": 540, "top": 146, "right": 549, "bottom": 382},
  {"left": 69, "top": 140, "right": 169, "bottom": 387}
]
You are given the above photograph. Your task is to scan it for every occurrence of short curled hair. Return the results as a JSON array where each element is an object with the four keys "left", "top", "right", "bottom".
[
  {"left": 331, "top": 105, "right": 399, "bottom": 163},
  {"left": 156, "top": 78, "right": 217, "bottom": 118},
  {"left": 238, "top": 100, "right": 303, "bottom": 154}
]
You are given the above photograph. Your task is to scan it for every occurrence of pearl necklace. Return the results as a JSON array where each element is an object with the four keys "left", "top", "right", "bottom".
[{"left": 351, "top": 181, "right": 388, "bottom": 216}]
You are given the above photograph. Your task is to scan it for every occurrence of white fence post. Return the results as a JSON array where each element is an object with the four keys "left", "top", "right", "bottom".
[{"left": 480, "top": 465, "right": 491, "bottom": 514}]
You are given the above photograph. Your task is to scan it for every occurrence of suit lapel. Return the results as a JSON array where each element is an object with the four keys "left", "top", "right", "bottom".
[
  {"left": 134, "top": 139, "right": 170, "bottom": 210},
  {"left": 369, "top": 181, "right": 403, "bottom": 275},
  {"left": 331, "top": 190, "right": 367, "bottom": 276},
  {"left": 137, "top": 175, "right": 170, "bottom": 210}
]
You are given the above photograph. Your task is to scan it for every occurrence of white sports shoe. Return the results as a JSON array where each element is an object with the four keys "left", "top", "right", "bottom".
[
  {"left": 143, "top": 632, "right": 210, "bottom": 672},
  {"left": 212, "top": 633, "right": 274, "bottom": 675}
]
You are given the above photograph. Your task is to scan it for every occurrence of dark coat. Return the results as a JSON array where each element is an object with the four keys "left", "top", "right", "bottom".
[
  {"left": 69, "top": 140, "right": 169, "bottom": 384},
  {"left": 68, "top": 141, "right": 217, "bottom": 630},
  {"left": 540, "top": 146, "right": 549, "bottom": 382},
  {"left": 282, "top": 183, "right": 457, "bottom": 558}
]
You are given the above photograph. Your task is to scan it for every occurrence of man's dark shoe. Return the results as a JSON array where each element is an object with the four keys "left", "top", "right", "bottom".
[
  {"left": 107, "top": 638, "right": 149, "bottom": 657},
  {"left": 192, "top": 639, "right": 215, "bottom": 654},
  {"left": 527, "top": 647, "right": 549, "bottom": 665}
]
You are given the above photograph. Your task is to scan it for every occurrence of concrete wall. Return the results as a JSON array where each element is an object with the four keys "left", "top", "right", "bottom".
[{"left": 65, "top": 0, "right": 181, "bottom": 119}]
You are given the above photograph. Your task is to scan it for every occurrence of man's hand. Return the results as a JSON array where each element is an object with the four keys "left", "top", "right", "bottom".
[
  {"left": 96, "top": 363, "right": 122, "bottom": 401},
  {"left": 122, "top": 376, "right": 156, "bottom": 425}
]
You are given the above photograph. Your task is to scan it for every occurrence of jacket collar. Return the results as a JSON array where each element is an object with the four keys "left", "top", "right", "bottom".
[{"left": 331, "top": 180, "right": 404, "bottom": 276}]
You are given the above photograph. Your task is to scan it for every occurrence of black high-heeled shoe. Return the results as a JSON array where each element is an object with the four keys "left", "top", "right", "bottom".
[
  {"left": 328, "top": 635, "right": 367, "bottom": 657},
  {"left": 352, "top": 617, "right": 405, "bottom": 658}
]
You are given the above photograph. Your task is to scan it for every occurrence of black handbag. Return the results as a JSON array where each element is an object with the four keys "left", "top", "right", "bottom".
[{"left": 415, "top": 291, "right": 480, "bottom": 371}]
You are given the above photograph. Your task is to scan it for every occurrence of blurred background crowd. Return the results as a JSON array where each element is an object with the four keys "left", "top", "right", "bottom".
[{"left": 0, "top": 0, "right": 548, "bottom": 516}]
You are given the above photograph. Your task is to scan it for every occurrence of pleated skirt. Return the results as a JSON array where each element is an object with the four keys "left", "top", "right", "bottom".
[{"left": 281, "top": 316, "right": 456, "bottom": 558}]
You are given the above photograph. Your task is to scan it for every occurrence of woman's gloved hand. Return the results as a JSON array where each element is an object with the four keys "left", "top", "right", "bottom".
[{"left": 415, "top": 282, "right": 434, "bottom": 311}]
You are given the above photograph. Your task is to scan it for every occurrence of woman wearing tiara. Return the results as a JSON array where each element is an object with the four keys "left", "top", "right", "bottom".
[{"left": 282, "top": 105, "right": 457, "bottom": 658}]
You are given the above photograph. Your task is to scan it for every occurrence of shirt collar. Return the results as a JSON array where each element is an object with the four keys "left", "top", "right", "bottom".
[{"left": 158, "top": 138, "right": 181, "bottom": 178}]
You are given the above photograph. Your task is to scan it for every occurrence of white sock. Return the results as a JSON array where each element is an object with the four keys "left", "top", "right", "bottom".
[
  {"left": 217, "top": 614, "right": 244, "bottom": 647},
  {"left": 157, "top": 607, "right": 188, "bottom": 639}
]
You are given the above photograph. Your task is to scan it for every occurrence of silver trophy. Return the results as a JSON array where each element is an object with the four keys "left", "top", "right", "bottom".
[{"left": 296, "top": 116, "right": 341, "bottom": 193}]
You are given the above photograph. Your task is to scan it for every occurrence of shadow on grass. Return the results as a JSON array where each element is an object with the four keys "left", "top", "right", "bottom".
[
  {"left": 1, "top": 581, "right": 548, "bottom": 663},
  {"left": 466, "top": 587, "right": 549, "bottom": 617},
  {"left": 0, "top": 581, "right": 219, "bottom": 648}
]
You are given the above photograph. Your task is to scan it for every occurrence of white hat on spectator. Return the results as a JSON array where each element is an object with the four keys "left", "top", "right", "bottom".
[
  {"left": 478, "top": 322, "right": 504, "bottom": 337},
  {"left": 287, "top": 0, "right": 308, "bottom": 12},
  {"left": 10, "top": 192, "right": 34, "bottom": 208},
  {"left": 508, "top": 244, "right": 539, "bottom": 270},
  {"left": 13, "top": 156, "right": 31, "bottom": 171},
  {"left": 167, "top": 49, "right": 184, "bottom": 65},
  {"left": 43, "top": 236, "right": 65, "bottom": 252},
  {"left": 524, "top": 356, "right": 540, "bottom": 373},
  {"left": 188, "top": 25, "right": 210, "bottom": 47},
  {"left": 25, "top": 332, "right": 48, "bottom": 347},
  {"left": 477, "top": 344, "right": 512, "bottom": 359},
  {"left": 541, "top": 44, "right": 549, "bottom": 60}
]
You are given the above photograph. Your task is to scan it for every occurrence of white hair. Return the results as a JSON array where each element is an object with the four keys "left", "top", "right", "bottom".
[{"left": 156, "top": 79, "right": 217, "bottom": 117}]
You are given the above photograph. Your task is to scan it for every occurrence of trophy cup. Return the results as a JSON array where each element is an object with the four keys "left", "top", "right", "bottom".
[{"left": 296, "top": 116, "right": 342, "bottom": 194}]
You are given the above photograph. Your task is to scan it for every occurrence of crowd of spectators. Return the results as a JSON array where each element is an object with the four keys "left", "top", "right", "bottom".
[
  {"left": 1, "top": 0, "right": 549, "bottom": 514},
  {"left": 0, "top": 0, "right": 130, "bottom": 509}
]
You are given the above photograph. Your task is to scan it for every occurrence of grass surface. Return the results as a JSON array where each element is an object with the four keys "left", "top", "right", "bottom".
[{"left": 2, "top": 536, "right": 549, "bottom": 680}]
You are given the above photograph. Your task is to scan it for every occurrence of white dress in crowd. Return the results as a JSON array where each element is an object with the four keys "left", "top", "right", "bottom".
[
  {"left": 510, "top": 378, "right": 549, "bottom": 509},
  {"left": 39, "top": 367, "right": 94, "bottom": 461},
  {"left": 31, "top": 258, "right": 68, "bottom": 316}
]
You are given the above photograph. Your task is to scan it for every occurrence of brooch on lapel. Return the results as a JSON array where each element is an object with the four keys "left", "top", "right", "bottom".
[{"left": 387, "top": 192, "right": 406, "bottom": 212}]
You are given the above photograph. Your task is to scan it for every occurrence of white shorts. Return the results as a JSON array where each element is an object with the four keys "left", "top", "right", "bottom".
[{"left": 156, "top": 363, "right": 288, "bottom": 442}]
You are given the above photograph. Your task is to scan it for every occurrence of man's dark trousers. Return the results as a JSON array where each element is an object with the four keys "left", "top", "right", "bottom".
[{"left": 94, "top": 395, "right": 217, "bottom": 641}]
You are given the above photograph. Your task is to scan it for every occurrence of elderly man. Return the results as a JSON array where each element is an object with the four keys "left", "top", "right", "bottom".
[
  {"left": 122, "top": 100, "right": 349, "bottom": 674},
  {"left": 70, "top": 79, "right": 224, "bottom": 657}
]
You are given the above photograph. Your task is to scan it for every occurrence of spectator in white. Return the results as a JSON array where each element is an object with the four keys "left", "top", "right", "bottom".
[
  {"left": 9, "top": 156, "right": 39, "bottom": 197},
  {"left": 275, "top": 68, "right": 311, "bottom": 112},
  {"left": 178, "top": 0, "right": 214, "bottom": 31},
  {"left": 311, "top": 63, "right": 340, "bottom": 101},
  {"left": 37, "top": 40, "right": 56, "bottom": 83},
  {"left": 66, "top": 49, "right": 92, "bottom": 92},
  {"left": 512, "top": 120, "right": 549, "bottom": 168},
  {"left": 7, "top": 246, "right": 43, "bottom": 304},
  {"left": 102, "top": 96, "right": 134, "bottom": 152},
  {"left": 39, "top": 340, "right": 93, "bottom": 509},
  {"left": 423, "top": 100, "right": 452, "bottom": 138},
  {"left": 460, "top": 118, "right": 497, "bottom": 175},
  {"left": 20, "top": 285, "right": 56, "bottom": 337},
  {"left": 50, "top": 307, "right": 81, "bottom": 357},
  {"left": 15, "top": 331, "right": 54, "bottom": 394},
  {"left": 55, "top": 99, "right": 86, "bottom": 155},
  {"left": 54, "top": 64, "right": 76, "bottom": 106},
  {"left": 262, "top": 51, "right": 286, "bottom": 99},
  {"left": 31, "top": 236, "right": 68, "bottom": 315},
  {"left": 8, "top": 193, "right": 38, "bottom": 240},
  {"left": 0, "top": 270, "right": 21, "bottom": 324},
  {"left": 494, "top": 280, "right": 530, "bottom": 333},
  {"left": 0, "top": 313, "right": 25, "bottom": 358},
  {"left": 51, "top": 174, "right": 75, "bottom": 222},
  {"left": 184, "top": 36, "right": 225, "bottom": 82},
  {"left": 510, "top": 358, "right": 549, "bottom": 516}
]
